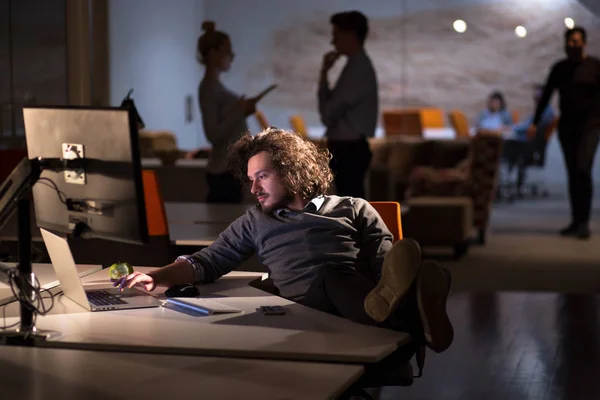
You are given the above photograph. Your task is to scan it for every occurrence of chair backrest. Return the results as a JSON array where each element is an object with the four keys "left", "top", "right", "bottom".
[
  {"left": 289, "top": 115, "right": 308, "bottom": 137},
  {"left": 511, "top": 110, "right": 520, "bottom": 123},
  {"left": 142, "top": 169, "right": 169, "bottom": 236},
  {"left": 447, "top": 110, "right": 470, "bottom": 138},
  {"left": 382, "top": 109, "right": 423, "bottom": 136},
  {"left": 419, "top": 108, "right": 445, "bottom": 128},
  {"left": 255, "top": 110, "right": 270, "bottom": 130},
  {"left": 369, "top": 201, "right": 403, "bottom": 243}
]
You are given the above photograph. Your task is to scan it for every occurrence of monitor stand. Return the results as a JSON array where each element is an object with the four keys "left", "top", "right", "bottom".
[{"left": 0, "top": 199, "right": 59, "bottom": 346}]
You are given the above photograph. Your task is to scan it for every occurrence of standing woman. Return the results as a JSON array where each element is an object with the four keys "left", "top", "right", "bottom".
[{"left": 197, "top": 21, "right": 256, "bottom": 203}]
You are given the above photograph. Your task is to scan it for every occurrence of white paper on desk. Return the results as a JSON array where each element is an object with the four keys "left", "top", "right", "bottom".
[{"left": 166, "top": 298, "right": 242, "bottom": 315}]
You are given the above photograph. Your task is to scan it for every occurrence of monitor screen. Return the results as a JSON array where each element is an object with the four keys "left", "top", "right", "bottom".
[{"left": 23, "top": 106, "right": 148, "bottom": 245}]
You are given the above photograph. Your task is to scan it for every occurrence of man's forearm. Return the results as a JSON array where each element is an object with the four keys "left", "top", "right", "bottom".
[{"left": 148, "top": 259, "right": 196, "bottom": 287}]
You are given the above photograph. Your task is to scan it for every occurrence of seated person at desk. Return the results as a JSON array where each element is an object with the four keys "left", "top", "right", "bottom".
[
  {"left": 116, "top": 128, "right": 454, "bottom": 354},
  {"left": 475, "top": 90, "right": 513, "bottom": 131}
]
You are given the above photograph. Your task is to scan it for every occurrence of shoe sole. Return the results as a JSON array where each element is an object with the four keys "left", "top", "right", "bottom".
[
  {"left": 364, "top": 239, "right": 421, "bottom": 323},
  {"left": 417, "top": 260, "right": 454, "bottom": 353}
]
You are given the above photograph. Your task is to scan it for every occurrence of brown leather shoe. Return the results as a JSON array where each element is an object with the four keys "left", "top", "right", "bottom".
[
  {"left": 364, "top": 238, "right": 422, "bottom": 323},
  {"left": 417, "top": 260, "right": 453, "bottom": 353}
]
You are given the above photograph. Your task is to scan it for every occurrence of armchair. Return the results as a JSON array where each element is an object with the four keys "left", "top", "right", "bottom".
[{"left": 405, "top": 132, "right": 504, "bottom": 244}]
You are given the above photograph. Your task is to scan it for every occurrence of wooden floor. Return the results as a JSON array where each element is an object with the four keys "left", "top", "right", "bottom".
[
  {"left": 378, "top": 194, "right": 600, "bottom": 400},
  {"left": 380, "top": 292, "right": 600, "bottom": 400}
]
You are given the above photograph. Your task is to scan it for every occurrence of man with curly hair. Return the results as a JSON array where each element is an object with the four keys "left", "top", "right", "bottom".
[{"left": 116, "top": 128, "right": 453, "bottom": 355}]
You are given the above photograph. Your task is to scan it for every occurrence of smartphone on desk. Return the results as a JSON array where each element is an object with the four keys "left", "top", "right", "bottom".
[{"left": 260, "top": 305, "right": 286, "bottom": 315}]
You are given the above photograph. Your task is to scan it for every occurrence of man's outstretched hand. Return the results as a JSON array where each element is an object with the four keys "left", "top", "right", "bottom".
[{"left": 113, "top": 271, "right": 156, "bottom": 292}]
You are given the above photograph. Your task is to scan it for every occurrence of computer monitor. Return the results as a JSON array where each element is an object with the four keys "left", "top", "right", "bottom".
[{"left": 23, "top": 106, "right": 148, "bottom": 245}]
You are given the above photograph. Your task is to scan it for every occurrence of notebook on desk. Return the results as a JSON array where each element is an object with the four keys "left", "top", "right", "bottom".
[
  {"left": 166, "top": 298, "right": 243, "bottom": 315},
  {"left": 41, "top": 229, "right": 163, "bottom": 312}
]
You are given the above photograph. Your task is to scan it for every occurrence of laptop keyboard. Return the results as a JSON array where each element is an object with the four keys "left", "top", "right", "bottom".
[{"left": 86, "top": 290, "right": 127, "bottom": 307}]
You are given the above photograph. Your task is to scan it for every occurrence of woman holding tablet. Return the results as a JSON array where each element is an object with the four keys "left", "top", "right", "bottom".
[{"left": 195, "top": 21, "right": 275, "bottom": 203}]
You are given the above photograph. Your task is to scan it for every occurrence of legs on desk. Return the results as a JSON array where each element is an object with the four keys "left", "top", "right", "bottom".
[
  {"left": 299, "top": 239, "right": 454, "bottom": 354},
  {"left": 298, "top": 264, "right": 417, "bottom": 333}
]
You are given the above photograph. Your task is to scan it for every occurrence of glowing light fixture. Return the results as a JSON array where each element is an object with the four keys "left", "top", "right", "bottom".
[
  {"left": 453, "top": 19, "right": 467, "bottom": 33},
  {"left": 564, "top": 17, "right": 575, "bottom": 29}
]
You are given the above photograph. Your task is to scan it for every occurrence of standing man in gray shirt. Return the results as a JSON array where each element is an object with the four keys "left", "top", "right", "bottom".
[
  {"left": 318, "top": 11, "right": 378, "bottom": 198},
  {"left": 116, "top": 128, "right": 453, "bottom": 360}
]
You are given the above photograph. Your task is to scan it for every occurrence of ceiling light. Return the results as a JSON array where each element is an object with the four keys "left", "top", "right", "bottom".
[
  {"left": 564, "top": 17, "right": 575, "bottom": 29},
  {"left": 453, "top": 19, "right": 467, "bottom": 33},
  {"left": 515, "top": 26, "right": 527, "bottom": 38}
]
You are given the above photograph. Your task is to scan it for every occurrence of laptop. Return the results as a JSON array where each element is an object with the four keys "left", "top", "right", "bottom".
[{"left": 41, "top": 228, "right": 162, "bottom": 312}]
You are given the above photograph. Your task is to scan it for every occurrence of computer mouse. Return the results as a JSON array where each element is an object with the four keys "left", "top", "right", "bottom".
[{"left": 165, "top": 284, "right": 200, "bottom": 298}]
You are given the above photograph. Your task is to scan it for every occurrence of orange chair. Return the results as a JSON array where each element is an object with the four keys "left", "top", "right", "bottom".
[
  {"left": 255, "top": 110, "right": 270, "bottom": 131},
  {"left": 447, "top": 110, "right": 470, "bottom": 138},
  {"left": 382, "top": 108, "right": 445, "bottom": 137},
  {"left": 419, "top": 108, "right": 445, "bottom": 128},
  {"left": 369, "top": 201, "right": 403, "bottom": 243},
  {"left": 382, "top": 109, "right": 423, "bottom": 136},
  {"left": 511, "top": 110, "right": 520, "bottom": 124},
  {"left": 142, "top": 169, "right": 169, "bottom": 237},
  {"left": 69, "top": 169, "right": 172, "bottom": 267},
  {"left": 289, "top": 114, "right": 308, "bottom": 138}
]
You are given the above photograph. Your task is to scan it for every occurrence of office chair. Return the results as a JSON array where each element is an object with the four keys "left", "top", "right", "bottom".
[
  {"left": 254, "top": 110, "right": 270, "bottom": 131},
  {"left": 289, "top": 115, "right": 308, "bottom": 138},
  {"left": 369, "top": 201, "right": 403, "bottom": 243},
  {"left": 498, "top": 116, "right": 558, "bottom": 201},
  {"left": 518, "top": 116, "right": 559, "bottom": 198},
  {"left": 447, "top": 110, "right": 470, "bottom": 138}
]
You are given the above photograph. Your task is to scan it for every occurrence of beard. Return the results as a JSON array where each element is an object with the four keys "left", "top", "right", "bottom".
[
  {"left": 259, "top": 192, "right": 296, "bottom": 215},
  {"left": 565, "top": 46, "right": 583, "bottom": 60}
]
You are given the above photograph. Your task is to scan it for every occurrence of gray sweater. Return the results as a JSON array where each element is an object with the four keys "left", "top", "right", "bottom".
[{"left": 180, "top": 196, "right": 393, "bottom": 301}]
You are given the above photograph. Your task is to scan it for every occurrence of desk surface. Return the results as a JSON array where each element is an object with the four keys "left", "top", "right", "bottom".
[
  {"left": 1, "top": 266, "right": 410, "bottom": 364},
  {"left": 1, "top": 345, "right": 363, "bottom": 400}
]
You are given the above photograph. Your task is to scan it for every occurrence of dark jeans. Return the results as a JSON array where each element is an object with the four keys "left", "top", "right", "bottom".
[
  {"left": 328, "top": 138, "right": 372, "bottom": 198},
  {"left": 206, "top": 172, "right": 243, "bottom": 204},
  {"left": 558, "top": 124, "right": 600, "bottom": 225},
  {"left": 298, "top": 265, "right": 416, "bottom": 333}
]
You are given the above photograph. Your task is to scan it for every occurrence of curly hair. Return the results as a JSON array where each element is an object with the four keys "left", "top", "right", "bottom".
[{"left": 227, "top": 127, "right": 333, "bottom": 199}]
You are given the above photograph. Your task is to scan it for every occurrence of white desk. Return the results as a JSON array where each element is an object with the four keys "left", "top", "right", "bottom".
[
  {"left": 1, "top": 266, "right": 410, "bottom": 364},
  {"left": 422, "top": 127, "right": 456, "bottom": 139},
  {"left": 0, "top": 263, "right": 101, "bottom": 306},
  {"left": 165, "top": 202, "right": 252, "bottom": 225},
  {"left": 0, "top": 345, "right": 364, "bottom": 400}
]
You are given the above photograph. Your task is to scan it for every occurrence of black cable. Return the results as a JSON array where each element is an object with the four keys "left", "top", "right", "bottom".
[
  {"left": 0, "top": 267, "right": 56, "bottom": 332},
  {"left": 35, "top": 177, "right": 67, "bottom": 205}
]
